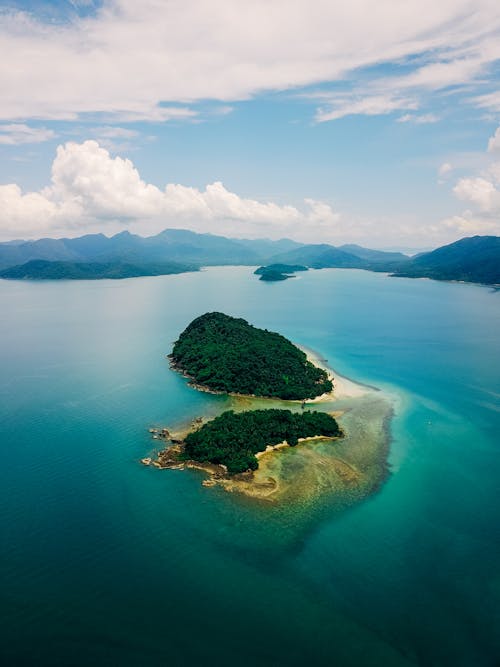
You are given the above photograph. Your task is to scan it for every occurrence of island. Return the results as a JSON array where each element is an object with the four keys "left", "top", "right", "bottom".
[
  {"left": 146, "top": 312, "right": 393, "bottom": 507},
  {"left": 258, "top": 269, "right": 292, "bottom": 281},
  {"left": 179, "top": 408, "right": 341, "bottom": 473},
  {"left": 254, "top": 263, "right": 308, "bottom": 281},
  {"left": 169, "top": 312, "right": 333, "bottom": 400}
]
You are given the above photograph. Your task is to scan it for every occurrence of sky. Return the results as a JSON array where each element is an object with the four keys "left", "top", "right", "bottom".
[{"left": 1, "top": 1, "right": 500, "bottom": 249}]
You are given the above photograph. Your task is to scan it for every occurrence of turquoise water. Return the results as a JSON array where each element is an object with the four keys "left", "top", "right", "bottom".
[{"left": 1, "top": 267, "right": 499, "bottom": 666}]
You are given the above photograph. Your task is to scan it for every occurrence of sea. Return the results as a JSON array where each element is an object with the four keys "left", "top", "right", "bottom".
[{"left": 0, "top": 266, "right": 499, "bottom": 666}]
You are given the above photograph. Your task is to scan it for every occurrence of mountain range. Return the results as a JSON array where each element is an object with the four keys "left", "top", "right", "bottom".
[{"left": 0, "top": 229, "right": 498, "bottom": 285}]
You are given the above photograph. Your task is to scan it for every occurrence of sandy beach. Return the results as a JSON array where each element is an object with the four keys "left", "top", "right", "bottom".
[{"left": 298, "top": 344, "right": 371, "bottom": 400}]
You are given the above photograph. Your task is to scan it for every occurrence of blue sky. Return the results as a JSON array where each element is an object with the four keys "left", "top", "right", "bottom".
[{"left": 1, "top": 0, "right": 500, "bottom": 249}]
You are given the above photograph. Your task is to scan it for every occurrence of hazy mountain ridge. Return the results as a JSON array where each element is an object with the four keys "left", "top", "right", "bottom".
[
  {"left": 0, "top": 229, "right": 297, "bottom": 270},
  {"left": 0, "top": 230, "right": 498, "bottom": 284}
]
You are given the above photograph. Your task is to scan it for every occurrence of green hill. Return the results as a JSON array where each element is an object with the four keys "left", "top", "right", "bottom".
[
  {"left": 170, "top": 312, "right": 333, "bottom": 400},
  {"left": 0, "top": 259, "right": 196, "bottom": 280},
  {"left": 268, "top": 244, "right": 368, "bottom": 269},
  {"left": 392, "top": 236, "right": 500, "bottom": 284}
]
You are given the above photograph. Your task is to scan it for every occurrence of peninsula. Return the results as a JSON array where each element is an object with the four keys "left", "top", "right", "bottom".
[{"left": 169, "top": 312, "right": 333, "bottom": 400}]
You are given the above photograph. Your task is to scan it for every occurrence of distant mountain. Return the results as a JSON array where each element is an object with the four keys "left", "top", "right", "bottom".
[
  {"left": 0, "top": 259, "right": 196, "bottom": 281},
  {"left": 267, "top": 244, "right": 369, "bottom": 269},
  {"left": 0, "top": 238, "right": 80, "bottom": 269},
  {"left": 236, "top": 237, "right": 303, "bottom": 258},
  {"left": 0, "top": 228, "right": 300, "bottom": 270},
  {"left": 392, "top": 236, "right": 500, "bottom": 285},
  {"left": 0, "top": 229, "right": 498, "bottom": 285},
  {"left": 339, "top": 244, "right": 410, "bottom": 264}
]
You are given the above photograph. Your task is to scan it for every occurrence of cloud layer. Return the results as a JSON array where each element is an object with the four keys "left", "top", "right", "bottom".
[
  {"left": 1, "top": 138, "right": 498, "bottom": 246},
  {"left": 0, "top": 140, "right": 340, "bottom": 240},
  {"left": 1, "top": 0, "right": 500, "bottom": 121},
  {"left": 0, "top": 123, "right": 55, "bottom": 145}
]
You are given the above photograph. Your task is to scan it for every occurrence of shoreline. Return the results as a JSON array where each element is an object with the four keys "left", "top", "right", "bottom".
[
  {"left": 145, "top": 344, "right": 393, "bottom": 505},
  {"left": 299, "top": 344, "right": 377, "bottom": 400},
  {"left": 168, "top": 343, "right": 373, "bottom": 403}
]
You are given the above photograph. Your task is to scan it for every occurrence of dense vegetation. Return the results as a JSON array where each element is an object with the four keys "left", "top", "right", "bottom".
[
  {"left": 0, "top": 259, "right": 196, "bottom": 280},
  {"left": 392, "top": 236, "right": 500, "bottom": 284},
  {"left": 255, "top": 263, "right": 308, "bottom": 281},
  {"left": 254, "top": 263, "right": 308, "bottom": 275},
  {"left": 171, "top": 312, "right": 333, "bottom": 400},
  {"left": 183, "top": 408, "right": 341, "bottom": 473},
  {"left": 259, "top": 270, "right": 292, "bottom": 281}
]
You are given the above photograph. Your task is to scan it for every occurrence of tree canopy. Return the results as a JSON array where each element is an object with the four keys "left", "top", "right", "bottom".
[
  {"left": 183, "top": 408, "right": 341, "bottom": 473},
  {"left": 171, "top": 312, "right": 333, "bottom": 399}
]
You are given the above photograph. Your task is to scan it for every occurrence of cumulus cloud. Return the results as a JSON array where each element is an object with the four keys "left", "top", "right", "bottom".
[
  {"left": 487, "top": 126, "right": 500, "bottom": 152},
  {"left": 0, "top": 124, "right": 55, "bottom": 145},
  {"left": 0, "top": 140, "right": 342, "bottom": 240},
  {"left": 440, "top": 213, "right": 500, "bottom": 236},
  {"left": 444, "top": 136, "right": 500, "bottom": 237},
  {"left": 453, "top": 175, "right": 500, "bottom": 212},
  {"left": 1, "top": 1, "right": 500, "bottom": 121},
  {"left": 451, "top": 142, "right": 500, "bottom": 216}
]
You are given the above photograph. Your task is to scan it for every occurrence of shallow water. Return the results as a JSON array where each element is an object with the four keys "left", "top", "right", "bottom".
[{"left": 1, "top": 267, "right": 499, "bottom": 666}]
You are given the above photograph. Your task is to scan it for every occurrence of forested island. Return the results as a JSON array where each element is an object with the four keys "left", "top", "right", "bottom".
[
  {"left": 175, "top": 409, "right": 341, "bottom": 473},
  {"left": 259, "top": 269, "right": 292, "bottom": 281},
  {"left": 170, "top": 312, "right": 333, "bottom": 399},
  {"left": 254, "top": 263, "right": 308, "bottom": 281}
]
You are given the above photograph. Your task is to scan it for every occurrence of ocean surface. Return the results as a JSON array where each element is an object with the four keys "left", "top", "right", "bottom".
[{"left": 0, "top": 267, "right": 499, "bottom": 667}]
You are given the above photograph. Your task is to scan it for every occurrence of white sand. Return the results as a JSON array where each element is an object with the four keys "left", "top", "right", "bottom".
[{"left": 299, "top": 345, "right": 370, "bottom": 400}]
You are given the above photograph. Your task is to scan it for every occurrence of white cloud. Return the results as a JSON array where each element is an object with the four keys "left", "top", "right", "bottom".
[
  {"left": 442, "top": 127, "right": 500, "bottom": 237},
  {"left": 452, "top": 148, "right": 500, "bottom": 216},
  {"left": 453, "top": 176, "right": 500, "bottom": 212},
  {"left": 440, "top": 213, "right": 500, "bottom": 236},
  {"left": 471, "top": 90, "right": 500, "bottom": 113},
  {"left": 0, "top": 140, "right": 342, "bottom": 240},
  {"left": 435, "top": 126, "right": 500, "bottom": 237},
  {"left": 1, "top": 1, "right": 500, "bottom": 121},
  {"left": 397, "top": 113, "right": 440, "bottom": 124},
  {"left": 439, "top": 162, "right": 453, "bottom": 177},
  {"left": 487, "top": 126, "right": 500, "bottom": 152},
  {"left": 0, "top": 124, "right": 55, "bottom": 145},
  {"left": 315, "top": 95, "right": 418, "bottom": 122}
]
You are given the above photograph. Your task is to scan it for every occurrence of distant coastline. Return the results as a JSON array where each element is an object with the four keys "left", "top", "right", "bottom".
[{"left": 1, "top": 229, "right": 498, "bottom": 285}]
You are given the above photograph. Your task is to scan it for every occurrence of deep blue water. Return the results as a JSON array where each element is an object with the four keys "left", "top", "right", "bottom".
[{"left": 0, "top": 267, "right": 499, "bottom": 666}]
